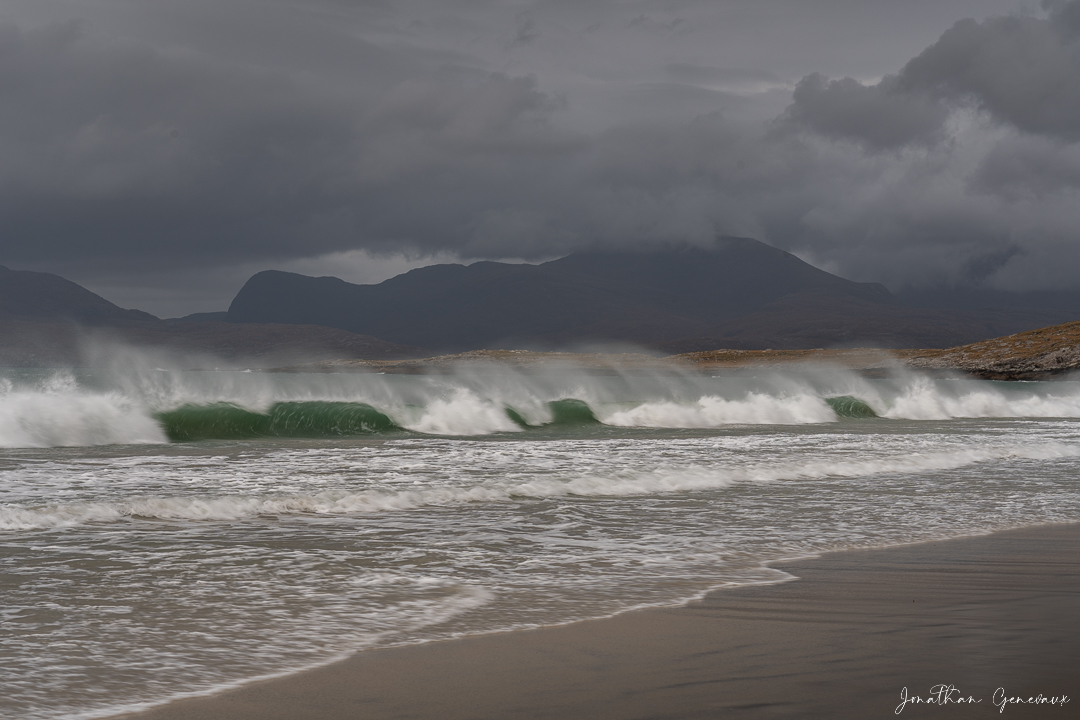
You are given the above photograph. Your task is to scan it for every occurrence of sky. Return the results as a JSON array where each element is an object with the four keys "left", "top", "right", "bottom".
[{"left": 2, "top": 0, "right": 1078, "bottom": 317}]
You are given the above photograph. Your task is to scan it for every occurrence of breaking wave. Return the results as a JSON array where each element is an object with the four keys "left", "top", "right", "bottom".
[
  {"left": 5, "top": 439, "right": 1078, "bottom": 530},
  {"left": 825, "top": 395, "right": 879, "bottom": 418},
  {"left": 0, "top": 375, "right": 166, "bottom": 448},
  {"left": 2, "top": 366, "right": 1080, "bottom": 447},
  {"left": 158, "top": 402, "right": 399, "bottom": 441},
  {"left": 158, "top": 397, "right": 600, "bottom": 441}
]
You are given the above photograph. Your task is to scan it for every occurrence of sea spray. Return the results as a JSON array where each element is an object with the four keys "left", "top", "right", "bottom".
[
  {"left": 602, "top": 392, "right": 837, "bottom": 427},
  {"left": 883, "top": 376, "right": 1080, "bottom": 420},
  {"left": 0, "top": 371, "right": 165, "bottom": 448},
  {"left": 4, "top": 365, "right": 1080, "bottom": 447},
  {"left": 405, "top": 388, "right": 524, "bottom": 435}
]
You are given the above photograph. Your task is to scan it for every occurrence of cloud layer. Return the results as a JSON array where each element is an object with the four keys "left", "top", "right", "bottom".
[{"left": 1, "top": 0, "right": 1076, "bottom": 314}]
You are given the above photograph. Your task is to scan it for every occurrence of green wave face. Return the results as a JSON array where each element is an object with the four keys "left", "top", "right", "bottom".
[
  {"left": 547, "top": 398, "right": 600, "bottom": 426},
  {"left": 504, "top": 399, "right": 600, "bottom": 429},
  {"left": 504, "top": 407, "right": 530, "bottom": 428},
  {"left": 825, "top": 395, "right": 879, "bottom": 419},
  {"left": 157, "top": 402, "right": 400, "bottom": 441}
]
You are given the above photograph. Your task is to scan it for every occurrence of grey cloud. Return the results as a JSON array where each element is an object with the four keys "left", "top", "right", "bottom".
[
  {"left": 759, "top": 1, "right": 1080, "bottom": 295},
  {"left": 663, "top": 64, "right": 789, "bottom": 96},
  {"left": 0, "top": 20, "right": 576, "bottom": 272},
  {"left": 970, "top": 135, "right": 1080, "bottom": 198},
  {"left": 361, "top": 73, "right": 572, "bottom": 158},
  {"left": 0, "top": 21, "right": 367, "bottom": 264},
  {"left": 510, "top": 12, "right": 537, "bottom": 48},
  {"left": 898, "top": 5, "right": 1080, "bottom": 140},
  {"left": 664, "top": 65, "right": 783, "bottom": 86},
  {"left": 787, "top": 1, "right": 1080, "bottom": 148},
  {"left": 1046, "top": 0, "right": 1080, "bottom": 34},
  {"left": 8, "top": 0, "right": 1080, "bottom": 317},
  {"left": 962, "top": 244, "right": 1024, "bottom": 283},
  {"left": 783, "top": 73, "right": 949, "bottom": 149}
]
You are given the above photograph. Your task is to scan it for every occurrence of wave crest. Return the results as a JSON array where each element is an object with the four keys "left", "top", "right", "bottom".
[{"left": 5, "top": 367, "right": 1080, "bottom": 447}]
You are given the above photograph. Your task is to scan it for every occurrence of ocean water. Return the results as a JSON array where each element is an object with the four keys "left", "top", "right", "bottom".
[{"left": 3, "top": 361, "right": 1080, "bottom": 720}]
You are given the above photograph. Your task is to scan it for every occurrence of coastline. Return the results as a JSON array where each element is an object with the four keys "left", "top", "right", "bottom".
[{"left": 106, "top": 522, "right": 1080, "bottom": 720}]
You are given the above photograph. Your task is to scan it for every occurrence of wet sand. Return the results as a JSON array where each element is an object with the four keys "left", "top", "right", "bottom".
[{"left": 110, "top": 523, "right": 1080, "bottom": 720}]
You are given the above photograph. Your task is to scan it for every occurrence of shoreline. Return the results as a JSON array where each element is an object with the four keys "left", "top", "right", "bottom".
[{"left": 106, "top": 522, "right": 1080, "bottom": 720}]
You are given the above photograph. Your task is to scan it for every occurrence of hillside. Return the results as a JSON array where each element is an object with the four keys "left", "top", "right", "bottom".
[
  {"left": 226, "top": 238, "right": 1044, "bottom": 351},
  {"left": 0, "top": 265, "right": 156, "bottom": 325},
  {"left": 0, "top": 266, "right": 424, "bottom": 366},
  {"left": 5, "top": 249, "right": 1076, "bottom": 367}
]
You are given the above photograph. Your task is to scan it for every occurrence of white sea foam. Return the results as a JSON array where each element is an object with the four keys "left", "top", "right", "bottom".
[
  {"left": 0, "top": 373, "right": 165, "bottom": 448},
  {"left": 884, "top": 377, "right": 1080, "bottom": 420},
  {"left": 5, "top": 366, "right": 1080, "bottom": 448},
  {"left": 602, "top": 392, "right": 837, "bottom": 427},
  {"left": 6, "top": 439, "right": 1077, "bottom": 530},
  {"left": 403, "top": 388, "right": 523, "bottom": 435}
]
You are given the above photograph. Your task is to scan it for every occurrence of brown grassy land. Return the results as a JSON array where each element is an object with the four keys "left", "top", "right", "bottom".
[
  {"left": 904, "top": 320, "right": 1080, "bottom": 379},
  {"left": 271, "top": 320, "right": 1080, "bottom": 380}
]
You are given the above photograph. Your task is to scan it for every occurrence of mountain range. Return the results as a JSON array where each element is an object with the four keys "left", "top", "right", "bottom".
[
  {"left": 2, "top": 237, "right": 1076, "bottom": 366},
  {"left": 221, "top": 237, "right": 1067, "bottom": 352},
  {"left": 0, "top": 265, "right": 423, "bottom": 367}
]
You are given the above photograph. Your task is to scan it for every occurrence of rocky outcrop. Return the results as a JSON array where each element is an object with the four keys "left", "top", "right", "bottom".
[{"left": 906, "top": 321, "right": 1080, "bottom": 380}]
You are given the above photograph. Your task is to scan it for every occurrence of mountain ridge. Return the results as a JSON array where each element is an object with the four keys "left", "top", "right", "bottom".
[
  {"left": 227, "top": 237, "right": 909, "bottom": 350},
  {"left": 4, "top": 238, "right": 1077, "bottom": 364},
  {"left": 0, "top": 264, "right": 157, "bottom": 325},
  {"left": 0, "top": 265, "right": 423, "bottom": 366},
  {"left": 224, "top": 237, "right": 1047, "bottom": 351}
]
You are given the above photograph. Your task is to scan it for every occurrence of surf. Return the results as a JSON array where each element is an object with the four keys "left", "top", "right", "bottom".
[
  {"left": 4, "top": 365, "right": 1080, "bottom": 447},
  {"left": 6, "top": 437, "right": 1079, "bottom": 530},
  {"left": 157, "top": 401, "right": 401, "bottom": 441}
]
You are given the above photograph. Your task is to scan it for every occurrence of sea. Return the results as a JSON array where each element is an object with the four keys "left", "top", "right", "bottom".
[{"left": 3, "top": 358, "right": 1080, "bottom": 720}]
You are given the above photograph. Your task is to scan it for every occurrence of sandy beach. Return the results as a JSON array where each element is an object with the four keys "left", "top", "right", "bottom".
[{"left": 107, "top": 523, "right": 1080, "bottom": 720}]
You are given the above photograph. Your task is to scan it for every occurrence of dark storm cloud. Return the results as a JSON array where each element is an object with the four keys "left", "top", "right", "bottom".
[
  {"left": 971, "top": 134, "right": 1080, "bottom": 198},
  {"left": 0, "top": 18, "right": 575, "bottom": 270},
  {"left": 900, "top": 1, "right": 1080, "bottom": 141},
  {"left": 2, "top": 0, "right": 1079, "bottom": 314},
  {"left": 783, "top": 73, "right": 948, "bottom": 150},
  {"left": 785, "top": 0, "right": 1080, "bottom": 146},
  {"left": 755, "top": 0, "right": 1080, "bottom": 291},
  {"left": 0, "top": 20, "right": 489, "bottom": 262},
  {"left": 0, "top": 20, "right": 366, "bottom": 264}
]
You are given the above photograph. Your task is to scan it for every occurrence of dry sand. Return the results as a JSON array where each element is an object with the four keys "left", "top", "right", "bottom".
[{"left": 110, "top": 524, "right": 1080, "bottom": 720}]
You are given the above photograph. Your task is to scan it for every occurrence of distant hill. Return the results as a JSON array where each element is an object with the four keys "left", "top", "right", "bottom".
[
  {"left": 5, "top": 239, "right": 1074, "bottom": 365},
  {"left": 225, "top": 238, "right": 1058, "bottom": 351},
  {"left": 0, "top": 265, "right": 157, "bottom": 325},
  {"left": 0, "top": 265, "right": 423, "bottom": 367}
]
